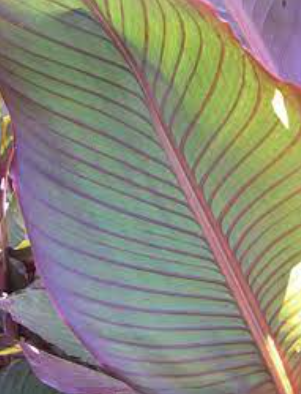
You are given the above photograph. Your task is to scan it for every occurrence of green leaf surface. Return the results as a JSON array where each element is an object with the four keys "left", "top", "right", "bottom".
[
  {"left": 0, "top": 1, "right": 301, "bottom": 394},
  {"left": 0, "top": 359, "right": 63, "bottom": 394}
]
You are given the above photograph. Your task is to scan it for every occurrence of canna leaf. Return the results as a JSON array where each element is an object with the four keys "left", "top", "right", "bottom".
[
  {"left": 0, "top": 1, "right": 301, "bottom": 393},
  {"left": 224, "top": 0, "right": 301, "bottom": 85},
  {"left": 22, "top": 342, "right": 135, "bottom": 394}
]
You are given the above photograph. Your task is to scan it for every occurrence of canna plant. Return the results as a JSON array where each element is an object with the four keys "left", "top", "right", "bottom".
[{"left": 0, "top": 0, "right": 301, "bottom": 393}]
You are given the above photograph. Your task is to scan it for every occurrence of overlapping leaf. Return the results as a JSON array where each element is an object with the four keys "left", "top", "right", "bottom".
[
  {"left": 22, "top": 343, "right": 135, "bottom": 394},
  {"left": 0, "top": 1, "right": 301, "bottom": 394},
  {"left": 224, "top": 0, "right": 301, "bottom": 84}
]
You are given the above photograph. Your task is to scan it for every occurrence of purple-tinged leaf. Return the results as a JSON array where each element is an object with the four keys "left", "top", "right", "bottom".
[
  {"left": 22, "top": 342, "right": 135, "bottom": 394},
  {"left": 224, "top": 0, "right": 301, "bottom": 84}
]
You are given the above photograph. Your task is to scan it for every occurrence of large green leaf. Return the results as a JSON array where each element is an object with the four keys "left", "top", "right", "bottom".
[
  {"left": 0, "top": 359, "right": 63, "bottom": 394},
  {"left": 0, "top": 1, "right": 301, "bottom": 393}
]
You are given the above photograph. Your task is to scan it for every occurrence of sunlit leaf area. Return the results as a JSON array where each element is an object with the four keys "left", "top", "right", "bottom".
[{"left": 0, "top": 1, "right": 301, "bottom": 394}]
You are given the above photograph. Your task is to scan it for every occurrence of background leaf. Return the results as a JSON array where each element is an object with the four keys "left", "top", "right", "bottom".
[{"left": 0, "top": 281, "right": 98, "bottom": 366}]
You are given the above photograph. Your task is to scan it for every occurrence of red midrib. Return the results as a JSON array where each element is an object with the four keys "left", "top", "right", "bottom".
[{"left": 83, "top": 1, "right": 295, "bottom": 394}]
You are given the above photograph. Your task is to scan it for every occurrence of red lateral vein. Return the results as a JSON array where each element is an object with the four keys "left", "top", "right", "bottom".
[
  {"left": 32, "top": 0, "right": 115, "bottom": 45},
  {"left": 18, "top": 104, "right": 182, "bottom": 192},
  {"left": 179, "top": 30, "right": 225, "bottom": 153},
  {"left": 159, "top": 0, "right": 186, "bottom": 114},
  {"left": 168, "top": 9, "right": 203, "bottom": 131},
  {"left": 199, "top": 72, "right": 261, "bottom": 189},
  {"left": 210, "top": 120, "right": 279, "bottom": 209},
  {"left": 192, "top": 55, "right": 246, "bottom": 177},
  {"left": 1, "top": 56, "right": 158, "bottom": 146},
  {"left": 152, "top": 0, "right": 166, "bottom": 94},
  {"left": 140, "top": 0, "right": 149, "bottom": 73},
  {"left": 250, "top": 246, "right": 289, "bottom": 302},
  {"left": 29, "top": 190, "right": 207, "bottom": 256},
  {"left": 228, "top": 167, "right": 301, "bottom": 247},
  {"left": 8, "top": 86, "right": 168, "bottom": 169},
  {"left": 241, "top": 202, "right": 301, "bottom": 272},
  {"left": 218, "top": 128, "right": 301, "bottom": 224},
  {"left": 244, "top": 222, "right": 301, "bottom": 279},
  {"left": 2, "top": 35, "right": 145, "bottom": 102},
  {"left": 93, "top": 348, "right": 258, "bottom": 364}
]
